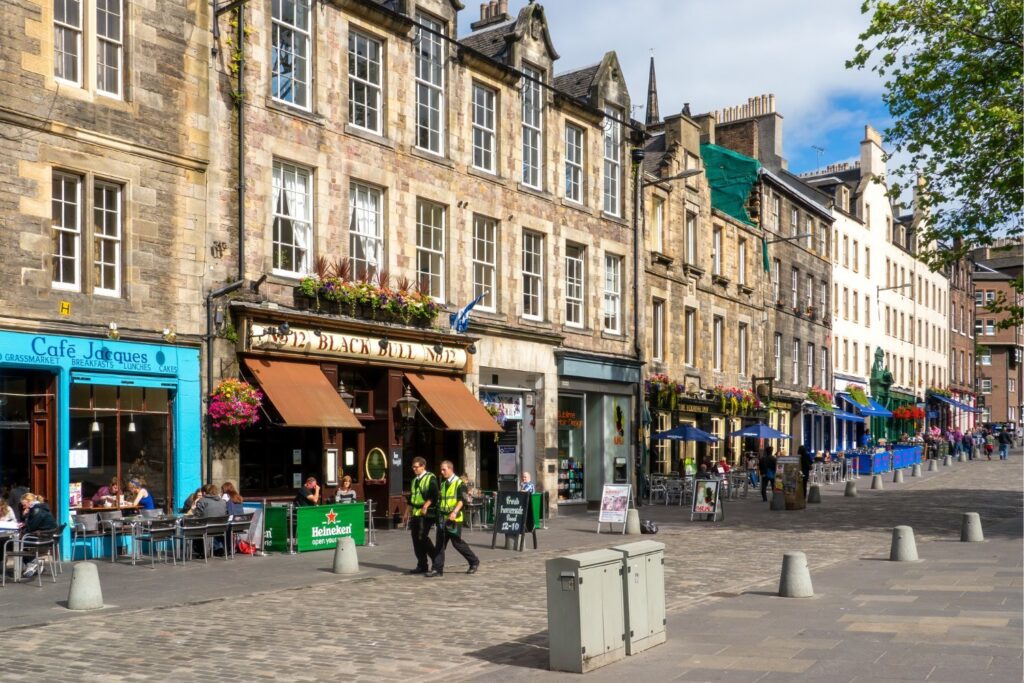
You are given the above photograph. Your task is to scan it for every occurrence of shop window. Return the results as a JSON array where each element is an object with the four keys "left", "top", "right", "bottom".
[
  {"left": 652, "top": 411, "right": 671, "bottom": 474},
  {"left": 557, "top": 395, "right": 585, "bottom": 502}
]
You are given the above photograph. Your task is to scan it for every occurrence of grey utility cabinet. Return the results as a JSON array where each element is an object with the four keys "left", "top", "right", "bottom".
[
  {"left": 545, "top": 549, "right": 626, "bottom": 673},
  {"left": 612, "top": 540, "right": 667, "bottom": 655}
]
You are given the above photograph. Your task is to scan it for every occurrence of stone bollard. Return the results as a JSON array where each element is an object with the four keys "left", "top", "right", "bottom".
[
  {"left": 870, "top": 474, "right": 883, "bottom": 490},
  {"left": 889, "top": 525, "right": 919, "bottom": 562},
  {"left": 67, "top": 562, "right": 104, "bottom": 611},
  {"left": 332, "top": 537, "right": 359, "bottom": 574},
  {"left": 844, "top": 480, "right": 857, "bottom": 497},
  {"left": 770, "top": 490, "right": 786, "bottom": 511},
  {"left": 958, "top": 452, "right": 967, "bottom": 463},
  {"left": 625, "top": 509, "right": 641, "bottom": 535},
  {"left": 928, "top": 459, "right": 937, "bottom": 472},
  {"left": 778, "top": 551, "right": 814, "bottom": 598},
  {"left": 943, "top": 455, "right": 951, "bottom": 467},
  {"left": 960, "top": 512, "right": 984, "bottom": 542},
  {"left": 911, "top": 463, "right": 921, "bottom": 477},
  {"left": 807, "top": 485, "right": 821, "bottom": 504},
  {"left": 893, "top": 469, "right": 904, "bottom": 484}
]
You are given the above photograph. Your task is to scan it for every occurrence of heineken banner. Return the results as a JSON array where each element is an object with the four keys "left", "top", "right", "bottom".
[{"left": 262, "top": 503, "right": 366, "bottom": 553}]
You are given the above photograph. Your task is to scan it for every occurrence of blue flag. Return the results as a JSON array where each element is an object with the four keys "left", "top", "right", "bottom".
[{"left": 449, "top": 292, "right": 487, "bottom": 333}]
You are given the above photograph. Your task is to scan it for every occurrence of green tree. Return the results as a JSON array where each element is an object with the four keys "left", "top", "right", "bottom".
[{"left": 848, "top": 1, "right": 1023, "bottom": 274}]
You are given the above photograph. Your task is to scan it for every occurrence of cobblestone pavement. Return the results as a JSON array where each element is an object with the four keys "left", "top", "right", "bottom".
[{"left": 3, "top": 453, "right": 1021, "bottom": 682}]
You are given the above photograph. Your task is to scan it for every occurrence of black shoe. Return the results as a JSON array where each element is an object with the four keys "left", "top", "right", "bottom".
[
  {"left": 425, "top": 569, "right": 443, "bottom": 577},
  {"left": 466, "top": 564, "right": 479, "bottom": 575},
  {"left": 407, "top": 568, "right": 428, "bottom": 575}
]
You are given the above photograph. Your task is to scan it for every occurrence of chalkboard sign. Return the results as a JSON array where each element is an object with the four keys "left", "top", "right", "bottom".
[{"left": 490, "top": 491, "right": 538, "bottom": 551}]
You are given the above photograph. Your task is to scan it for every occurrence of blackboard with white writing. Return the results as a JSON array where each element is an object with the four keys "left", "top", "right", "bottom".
[{"left": 490, "top": 491, "right": 537, "bottom": 551}]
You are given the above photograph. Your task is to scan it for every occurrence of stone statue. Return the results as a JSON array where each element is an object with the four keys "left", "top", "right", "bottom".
[{"left": 869, "top": 347, "right": 893, "bottom": 406}]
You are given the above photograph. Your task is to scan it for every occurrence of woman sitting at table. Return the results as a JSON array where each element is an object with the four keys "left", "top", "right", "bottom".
[
  {"left": 91, "top": 477, "right": 123, "bottom": 507},
  {"left": 221, "top": 481, "right": 245, "bottom": 515},
  {"left": 0, "top": 498, "right": 15, "bottom": 524},
  {"left": 126, "top": 478, "right": 156, "bottom": 510},
  {"left": 334, "top": 475, "right": 357, "bottom": 503}
]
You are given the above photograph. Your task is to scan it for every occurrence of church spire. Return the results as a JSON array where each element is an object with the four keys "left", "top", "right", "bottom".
[{"left": 645, "top": 53, "right": 660, "bottom": 127}]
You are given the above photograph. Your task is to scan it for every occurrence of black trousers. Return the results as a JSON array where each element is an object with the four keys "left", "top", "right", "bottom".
[
  {"left": 761, "top": 475, "right": 775, "bottom": 501},
  {"left": 433, "top": 523, "right": 478, "bottom": 572},
  {"left": 409, "top": 515, "right": 436, "bottom": 571}
]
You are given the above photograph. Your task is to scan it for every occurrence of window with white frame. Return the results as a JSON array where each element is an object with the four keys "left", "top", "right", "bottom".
[
  {"left": 602, "top": 106, "right": 621, "bottom": 215},
  {"left": 821, "top": 347, "right": 828, "bottom": 387},
  {"left": 820, "top": 280, "right": 827, "bottom": 313},
  {"left": 843, "top": 287, "right": 849, "bottom": 319},
  {"left": 853, "top": 343, "right": 859, "bottom": 373},
  {"left": 737, "top": 238, "right": 746, "bottom": 285},
  {"left": 842, "top": 235, "right": 849, "bottom": 267},
  {"left": 791, "top": 268, "right": 799, "bottom": 308},
  {"left": 865, "top": 246, "right": 870, "bottom": 276},
  {"left": 772, "top": 258, "right": 780, "bottom": 301},
  {"left": 521, "top": 65, "right": 543, "bottom": 188},
  {"left": 92, "top": 180, "right": 122, "bottom": 296},
  {"left": 95, "top": 0, "right": 123, "bottom": 97},
  {"left": 652, "top": 197, "right": 665, "bottom": 253},
  {"left": 818, "top": 222, "right": 826, "bottom": 254},
  {"left": 805, "top": 274, "right": 813, "bottom": 309},
  {"left": 774, "top": 333, "right": 782, "bottom": 381},
  {"left": 470, "top": 84, "right": 496, "bottom": 173},
  {"left": 564, "top": 123, "right": 584, "bottom": 203},
  {"left": 471, "top": 215, "right": 497, "bottom": 312},
  {"left": 980, "top": 349, "right": 992, "bottom": 365},
  {"left": 985, "top": 319, "right": 995, "bottom": 335},
  {"left": 853, "top": 290, "right": 859, "bottom": 322},
  {"left": 348, "top": 182, "right": 382, "bottom": 281},
  {"left": 981, "top": 379, "right": 992, "bottom": 393},
  {"left": 521, "top": 230, "right": 544, "bottom": 320},
  {"left": 738, "top": 323, "right": 748, "bottom": 376},
  {"left": 564, "top": 244, "right": 584, "bottom": 327},
  {"left": 712, "top": 226, "right": 722, "bottom": 275},
  {"left": 792, "top": 339, "right": 800, "bottom": 384},
  {"left": 806, "top": 342, "right": 814, "bottom": 387},
  {"left": 1009, "top": 378, "right": 1016, "bottom": 393},
  {"left": 805, "top": 216, "right": 813, "bottom": 247},
  {"left": 685, "top": 308, "right": 696, "bottom": 366},
  {"left": 653, "top": 411, "right": 671, "bottom": 473},
  {"left": 416, "top": 200, "right": 445, "bottom": 301},
  {"left": 790, "top": 207, "right": 799, "bottom": 236},
  {"left": 652, "top": 299, "right": 665, "bottom": 361},
  {"left": 685, "top": 211, "right": 697, "bottom": 263},
  {"left": 771, "top": 194, "right": 780, "bottom": 230},
  {"left": 51, "top": 171, "right": 81, "bottom": 290},
  {"left": 712, "top": 316, "right": 723, "bottom": 371},
  {"left": 54, "top": 0, "right": 83, "bottom": 85},
  {"left": 272, "top": 0, "right": 311, "bottom": 109},
  {"left": 603, "top": 254, "right": 622, "bottom": 333},
  {"left": 272, "top": 161, "right": 312, "bottom": 276},
  {"left": 348, "top": 31, "right": 382, "bottom": 133},
  {"left": 415, "top": 13, "right": 445, "bottom": 154}
]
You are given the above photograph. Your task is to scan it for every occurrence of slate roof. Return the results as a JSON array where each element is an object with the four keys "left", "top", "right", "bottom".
[
  {"left": 643, "top": 132, "right": 667, "bottom": 176},
  {"left": 460, "top": 19, "right": 516, "bottom": 63},
  {"left": 553, "top": 63, "right": 600, "bottom": 101}
]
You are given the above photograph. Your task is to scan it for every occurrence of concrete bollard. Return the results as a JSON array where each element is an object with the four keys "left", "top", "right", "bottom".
[
  {"left": 889, "top": 525, "right": 919, "bottom": 562},
  {"left": 960, "top": 512, "right": 984, "bottom": 542},
  {"left": 67, "top": 561, "right": 104, "bottom": 611},
  {"left": 807, "top": 485, "right": 821, "bottom": 504},
  {"left": 911, "top": 463, "right": 921, "bottom": 477},
  {"left": 893, "top": 469, "right": 904, "bottom": 484},
  {"left": 625, "top": 509, "right": 641, "bottom": 535},
  {"left": 927, "top": 458, "right": 937, "bottom": 472},
  {"left": 958, "top": 452, "right": 967, "bottom": 463},
  {"left": 770, "top": 490, "right": 786, "bottom": 511},
  {"left": 942, "top": 455, "right": 951, "bottom": 467},
  {"left": 870, "top": 474, "right": 883, "bottom": 490},
  {"left": 778, "top": 551, "right": 814, "bottom": 598},
  {"left": 331, "top": 537, "right": 359, "bottom": 574},
  {"left": 844, "top": 480, "right": 857, "bottom": 497}
]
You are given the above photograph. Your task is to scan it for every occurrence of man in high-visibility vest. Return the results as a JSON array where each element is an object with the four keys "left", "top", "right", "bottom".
[
  {"left": 407, "top": 456, "right": 438, "bottom": 575},
  {"left": 428, "top": 459, "right": 479, "bottom": 577}
]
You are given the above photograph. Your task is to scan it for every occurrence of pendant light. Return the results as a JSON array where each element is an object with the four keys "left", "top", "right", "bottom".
[
  {"left": 90, "top": 386, "right": 101, "bottom": 432},
  {"left": 127, "top": 392, "right": 137, "bottom": 433},
  {"left": 91, "top": 412, "right": 101, "bottom": 433}
]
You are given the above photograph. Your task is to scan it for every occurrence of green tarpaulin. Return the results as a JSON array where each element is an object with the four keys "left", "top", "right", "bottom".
[{"left": 700, "top": 144, "right": 768, "bottom": 271}]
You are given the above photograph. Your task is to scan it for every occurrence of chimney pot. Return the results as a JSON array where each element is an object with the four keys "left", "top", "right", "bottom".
[
  {"left": 480, "top": 3, "right": 488, "bottom": 19},
  {"left": 498, "top": 0, "right": 508, "bottom": 15},
  {"left": 769, "top": 94, "right": 776, "bottom": 112}
]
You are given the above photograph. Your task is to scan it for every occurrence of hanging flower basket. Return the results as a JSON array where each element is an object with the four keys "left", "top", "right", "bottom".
[
  {"left": 209, "top": 378, "right": 263, "bottom": 431},
  {"left": 806, "top": 386, "right": 833, "bottom": 411}
]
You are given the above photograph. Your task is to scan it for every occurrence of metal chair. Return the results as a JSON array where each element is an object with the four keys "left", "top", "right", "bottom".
[
  {"left": 50, "top": 523, "right": 67, "bottom": 574},
  {"left": 98, "top": 509, "right": 128, "bottom": 562},
  {"left": 227, "top": 513, "right": 253, "bottom": 558},
  {"left": 202, "top": 516, "right": 231, "bottom": 560},
  {"left": 141, "top": 508, "right": 162, "bottom": 520},
  {"left": 364, "top": 499, "right": 377, "bottom": 546},
  {"left": 3, "top": 530, "right": 58, "bottom": 587},
  {"left": 136, "top": 519, "right": 178, "bottom": 567},
  {"left": 176, "top": 517, "right": 209, "bottom": 563},
  {"left": 664, "top": 479, "right": 684, "bottom": 506},
  {"left": 71, "top": 513, "right": 105, "bottom": 560}
]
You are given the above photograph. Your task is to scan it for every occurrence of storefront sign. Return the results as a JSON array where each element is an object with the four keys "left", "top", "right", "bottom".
[
  {"left": 598, "top": 484, "right": 631, "bottom": 524},
  {"left": 480, "top": 392, "right": 523, "bottom": 420},
  {"left": 558, "top": 409, "right": 583, "bottom": 428},
  {"left": 2, "top": 335, "right": 178, "bottom": 374},
  {"left": 678, "top": 402, "right": 712, "bottom": 414},
  {"left": 498, "top": 445, "right": 518, "bottom": 476},
  {"left": 249, "top": 324, "right": 467, "bottom": 370}
]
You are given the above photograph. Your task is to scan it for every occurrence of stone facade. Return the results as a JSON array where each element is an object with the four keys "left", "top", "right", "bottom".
[{"left": 948, "top": 252, "right": 977, "bottom": 430}]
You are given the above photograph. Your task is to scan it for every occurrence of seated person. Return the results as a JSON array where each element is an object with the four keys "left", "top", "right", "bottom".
[
  {"left": 334, "top": 475, "right": 357, "bottom": 503},
  {"left": 19, "top": 492, "right": 57, "bottom": 578},
  {"left": 126, "top": 478, "right": 156, "bottom": 510},
  {"left": 181, "top": 487, "right": 203, "bottom": 514},
  {"left": 716, "top": 458, "right": 731, "bottom": 474},
  {"left": 221, "top": 481, "right": 245, "bottom": 516},
  {"left": 0, "top": 498, "right": 16, "bottom": 524},
  {"left": 91, "top": 477, "right": 123, "bottom": 507},
  {"left": 191, "top": 484, "right": 229, "bottom": 556},
  {"left": 294, "top": 476, "right": 320, "bottom": 507}
]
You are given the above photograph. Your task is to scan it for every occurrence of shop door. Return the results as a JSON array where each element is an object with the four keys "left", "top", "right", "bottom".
[{"left": 0, "top": 372, "right": 55, "bottom": 507}]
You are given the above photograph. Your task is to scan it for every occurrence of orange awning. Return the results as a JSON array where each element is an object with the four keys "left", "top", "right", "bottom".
[
  {"left": 243, "top": 358, "right": 363, "bottom": 429},
  {"left": 404, "top": 372, "right": 503, "bottom": 432}
]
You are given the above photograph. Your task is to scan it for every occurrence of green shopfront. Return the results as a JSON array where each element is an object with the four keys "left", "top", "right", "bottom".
[{"left": 0, "top": 329, "right": 201, "bottom": 551}]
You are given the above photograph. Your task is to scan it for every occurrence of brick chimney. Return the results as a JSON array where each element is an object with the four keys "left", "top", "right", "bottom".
[
  {"left": 710, "top": 93, "right": 785, "bottom": 171},
  {"left": 470, "top": 0, "right": 511, "bottom": 31},
  {"left": 860, "top": 124, "right": 886, "bottom": 180}
]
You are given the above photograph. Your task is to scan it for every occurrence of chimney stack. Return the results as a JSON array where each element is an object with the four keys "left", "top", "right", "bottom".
[{"left": 470, "top": 0, "right": 512, "bottom": 31}]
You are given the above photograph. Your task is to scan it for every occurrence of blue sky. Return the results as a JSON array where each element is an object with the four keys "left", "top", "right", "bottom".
[{"left": 460, "top": 0, "right": 893, "bottom": 174}]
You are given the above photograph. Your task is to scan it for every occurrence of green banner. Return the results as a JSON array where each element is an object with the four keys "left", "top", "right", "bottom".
[{"left": 261, "top": 503, "right": 366, "bottom": 552}]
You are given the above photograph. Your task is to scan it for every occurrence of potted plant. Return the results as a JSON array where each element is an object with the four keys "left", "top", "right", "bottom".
[{"left": 807, "top": 386, "right": 833, "bottom": 411}]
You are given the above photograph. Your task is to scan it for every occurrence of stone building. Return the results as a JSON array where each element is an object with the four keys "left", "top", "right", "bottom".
[
  {"left": 972, "top": 241, "right": 1023, "bottom": 428},
  {"left": 0, "top": 1, "right": 208, "bottom": 524},
  {"left": 709, "top": 96, "right": 834, "bottom": 456},
  {"left": 205, "top": 0, "right": 640, "bottom": 518}
]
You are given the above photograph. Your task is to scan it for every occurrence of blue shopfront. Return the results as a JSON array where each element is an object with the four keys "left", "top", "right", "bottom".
[{"left": 0, "top": 329, "right": 201, "bottom": 552}]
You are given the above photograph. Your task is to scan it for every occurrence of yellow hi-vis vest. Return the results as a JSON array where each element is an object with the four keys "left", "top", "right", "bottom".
[
  {"left": 410, "top": 473, "right": 435, "bottom": 516},
  {"left": 438, "top": 477, "right": 463, "bottom": 523}
]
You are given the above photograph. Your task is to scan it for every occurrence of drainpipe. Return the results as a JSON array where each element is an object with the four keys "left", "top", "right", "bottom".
[
  {"left": 236, "top": 4, "right": 246, "bottom": 283},
  {"left": 631, "top": 145, "right": 646, "bottom": 507},
  {"left": 205, "top": 280, "right": 245, "bottom": 484}
]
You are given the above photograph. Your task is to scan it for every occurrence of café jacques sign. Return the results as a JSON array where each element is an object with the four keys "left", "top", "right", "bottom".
[{"left": 248, "top": 324, "right": 469, "bottom": 371}]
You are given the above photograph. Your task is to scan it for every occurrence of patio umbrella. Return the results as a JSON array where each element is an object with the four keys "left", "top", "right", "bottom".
[
  {"left": 727, "top": 423, "right": 791, "bottom": 439},
  {"left": 652, "top": 424, "right": 719, "bottom": 442}
]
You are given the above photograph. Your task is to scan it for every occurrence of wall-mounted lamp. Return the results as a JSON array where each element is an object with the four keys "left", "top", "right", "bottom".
[
  {"left": 395, "top": 385, "right": 420, "bottom": 440},
  {"left": 337, "top": 380, "right": 355, "bottom": 409},
  {"left": 466, "top": 343, "right": 477, "bottom": 355},
  {"left": 378, "top": 336, "right": 389, "bottom": 352},
  {"left": 107, "top": 322, "right": 120, "bottom": 340},
  {"left": 313, "top": 328, "right": 322, "bottom": 337},
  {"left": 250, "top": 322, "right": 291, "bottom": 339},
  {"left": 162, "top": 327, "right": 177, "bottom": 343},
  {"left": 432, "top": 342, "right": 443, "bottom": 355}
]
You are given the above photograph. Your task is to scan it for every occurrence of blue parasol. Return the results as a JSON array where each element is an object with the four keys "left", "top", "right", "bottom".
[
  {"left": 652, "top": 424, "right": 719, "bottom": 443},
  {"left": 727, "top": 423, "right": 791, "bottom": 439}
]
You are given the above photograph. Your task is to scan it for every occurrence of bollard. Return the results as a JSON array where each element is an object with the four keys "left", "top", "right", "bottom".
[
  {"left": 870, "top": 474, "right": 883, "bottom": 490},
  {"left": 807, "top": 485, "right": 821, "bottom": 504},
  {"left": 67, "top": 562, "right": 104, "bottom": 611},
  {"left": 911, "top": 463, "right": 921, "bottom": 477},
  {"left": 331, "top": 537, "right": 359, "bottom": 574},
  {"left": 889, "top": 525, "right": 919, "bottom": 562},
  {"left": 778, "top": 551, "right": 814, "bottom": 598},
  {"left": 928, "top": 459, "right": 937, "bottom": 472},
  {"left": 893, "top": 469, "right": 904, "bottom": 484},
  {"left": 942, "top": 455, "right": 951, "bottom": 467},
  {"left": 960, "top": 512, "right": 984, "bottom": 542},
  {"left": 625, "top": 509, "right": 641, "bottom": 535},
  {"left": 958, "top": 452, "right": 967, "bottom": 463},
  {"left": 844, "top": 480, "right": 857, "bottom": 497},
  {"left": 770, "top": 490, "right": 786, "bottom": 510}
]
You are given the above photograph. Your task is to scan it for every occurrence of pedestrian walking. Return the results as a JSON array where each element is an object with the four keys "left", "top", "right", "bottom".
[
  {"left": 997, "top": 429, "right": 1013, "bottom": 460},
  {"left": 407, "top": 457, "right": 438, "bottom": 575},
  {"left": 429, "top": 460, "right": 479, "bottom": 577},
  {"left": 758, "top": 446, "right": 776, "bottom": 502},
  {"left": 985, "top": 431, "right": 995, "bottom": 460},
  {"left": 798, "top": 445, "right": 812, "bottom": 499}
]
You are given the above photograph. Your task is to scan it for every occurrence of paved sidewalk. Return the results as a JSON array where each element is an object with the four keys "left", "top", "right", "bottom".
[{"left": 1, "top": 452, "right": 1020, "bottom": 681}]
